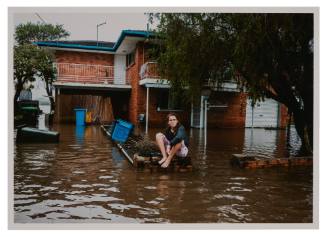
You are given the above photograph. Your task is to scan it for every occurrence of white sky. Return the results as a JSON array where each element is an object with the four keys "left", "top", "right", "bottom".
[{"left": 13, "top": 12, "right": 154, "bottom": 42}]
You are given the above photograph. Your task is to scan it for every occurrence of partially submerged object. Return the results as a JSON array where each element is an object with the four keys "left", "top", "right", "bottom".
[
  {"left": 133, "top": 153, "right": 192, "bottom": 172},
  {"left": 101, "top": 124, "right": 193, "bottom": 172},
  {"left": 231, "top": 154, "right": 313, "bottom": 169},
  {"left": 16, "top": 127, "right": 60, "bottom": 143}
]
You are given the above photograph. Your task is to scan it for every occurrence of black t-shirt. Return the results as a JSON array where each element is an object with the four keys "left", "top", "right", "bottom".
[{"left": 164, "top": 125, "right": 189, "bottom": 147}]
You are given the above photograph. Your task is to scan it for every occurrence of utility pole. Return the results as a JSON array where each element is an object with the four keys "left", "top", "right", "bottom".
[{"left": 96, "top": 21, "right": 106, "bottom": 46}]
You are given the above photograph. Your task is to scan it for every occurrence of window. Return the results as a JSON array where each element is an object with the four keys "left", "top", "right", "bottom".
[
  {"left": 126, "top": 50, "right": 135, "bottom": 67},
  {"left": 156, "top": 89, "right": 183, "bottom": 111}
]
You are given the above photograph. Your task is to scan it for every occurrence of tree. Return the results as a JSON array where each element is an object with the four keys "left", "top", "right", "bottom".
[
  {"left": 34, "top": 48, "right": 57, "bottom": 111},
  {"left": 15, "top": 22, "right": 69, "bottom": 45},
  {"left": 14, "top": 22, "right": 69, "bottom": 111},
  {"left": 14, "top": 44, "right": 39, "bottom": 103},
  {"left": 151, "top": 13, "right": 314, "bottom": 154}
]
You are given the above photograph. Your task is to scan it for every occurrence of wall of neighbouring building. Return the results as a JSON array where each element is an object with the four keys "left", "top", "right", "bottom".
[{"left": 55, "top": 51, "right": 114, "bottom": 65}]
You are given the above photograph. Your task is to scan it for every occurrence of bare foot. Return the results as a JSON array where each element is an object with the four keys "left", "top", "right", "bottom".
[
  {"left": 158, "top": 156, "right": 167, "bottom": 165},
  {"left": 161, "top": 158, "right": 172, "bottom": 168}
]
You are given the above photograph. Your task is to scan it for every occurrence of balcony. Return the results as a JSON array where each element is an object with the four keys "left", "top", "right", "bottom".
[
  {"left": 138, "top": 61, "right": 241, "bottom": 92},
  {"left": 139, "top": 61, "right": 169, "bottom": 88},
  {"left": 139, "top": 61, "right": 161, "bottom": 80},
  {"left": 53, "top": 63, "right": 131, "bottom": 90},
  {"left": 203, "top": 78, "right": 241, "bottom": 92}
]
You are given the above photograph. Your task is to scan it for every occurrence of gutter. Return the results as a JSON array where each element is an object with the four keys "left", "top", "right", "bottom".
[{"left": 34, "top": 30, "right": 155, "bottom": 52}]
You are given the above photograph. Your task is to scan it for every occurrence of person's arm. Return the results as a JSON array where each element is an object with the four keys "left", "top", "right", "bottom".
[{"left": 170, "top": 126, "right": 187, "bottom": 146}]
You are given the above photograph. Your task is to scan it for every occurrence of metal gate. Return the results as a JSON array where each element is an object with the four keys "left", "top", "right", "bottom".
[{"left": 191, "top": 96, "right": 205, "bottom": 128}]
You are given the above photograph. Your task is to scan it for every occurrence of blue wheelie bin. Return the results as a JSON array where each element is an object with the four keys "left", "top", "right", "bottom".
[{"left": 74, "top": 108, "right": 87, "bottom": 126}]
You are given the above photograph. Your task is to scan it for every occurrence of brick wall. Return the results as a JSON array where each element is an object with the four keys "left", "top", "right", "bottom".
[
  {"left": 207, "top": 92, "right": 247, "bottom": 128},
  {"left": 147, "top": 89, "right": 191, "bottom": 127},
  {"left": 128, "top": 42, "right": 146, "bottom": 124},
  {"left": 127, "top": 42, "right": 190, "bottom": 127},
  {"left": 55, "top": 51, "right": 114, "bottom": 65}
]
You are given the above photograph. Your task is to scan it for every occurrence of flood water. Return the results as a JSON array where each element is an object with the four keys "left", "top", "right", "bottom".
[{"left": 14, "top": 122, "right": 312, "bottom": 223}]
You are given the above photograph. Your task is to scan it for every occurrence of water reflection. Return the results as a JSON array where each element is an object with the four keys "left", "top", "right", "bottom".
[
  {"left": 14, "top": 124, "right": 312, "bottom": 223},
  {"left": 75, "top": 125, "right": 85, "bottom": 143}
]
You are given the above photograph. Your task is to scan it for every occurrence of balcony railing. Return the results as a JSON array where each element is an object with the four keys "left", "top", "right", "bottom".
[
  {"left": 54, "top": 63, "right": 128, "bottom": 85},
  {"left": 204, "top": 78, "right": 241, "bottom": 92},
  {"left": 139, "top": 61, "right": 161, "bottom": 79}
]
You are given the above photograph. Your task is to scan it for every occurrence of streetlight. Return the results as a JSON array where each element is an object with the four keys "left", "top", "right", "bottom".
[{"left": 96, "top": 21, "right": 106, "bottom": 46}]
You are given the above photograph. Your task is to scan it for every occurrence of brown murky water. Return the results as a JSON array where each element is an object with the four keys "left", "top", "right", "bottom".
[{"left": 14, "top": 123, "right": 312, "bottom": 223}]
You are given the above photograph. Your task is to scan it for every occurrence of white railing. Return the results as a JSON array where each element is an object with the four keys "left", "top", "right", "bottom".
[
  {"left": 54, "top": 63, "right": 129, "bottom": 85},
  {"left": 204, "top": 78, "right": 240, "bottom": 92},
  {"left": 139, "top": 61, "right": 161, "bottom": 79}
]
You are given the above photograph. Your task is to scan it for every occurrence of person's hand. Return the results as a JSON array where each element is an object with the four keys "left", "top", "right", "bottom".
[{"left": 166, "top": 145, "right": 171, "bottom": 155}]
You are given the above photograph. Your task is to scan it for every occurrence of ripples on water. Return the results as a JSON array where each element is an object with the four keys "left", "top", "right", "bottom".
[{"left": 14, "top": 124, "right": 312, "bottom": 223}]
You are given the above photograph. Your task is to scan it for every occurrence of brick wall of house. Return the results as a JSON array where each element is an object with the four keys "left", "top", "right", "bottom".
[
  {"left": 55, "top": 51, "right": 114, "bottom": 65},
  {"left": 207, "top": 92, "right": 247, "bottom": 128},
  {"left": 128, "top": 43, "right": 143, "bottom": 124},
  {"left": 146, "top": 89, "right": 191, "bottom": 127},
  {"left": 127, "top": 42, "right": 191, "bottom": 127}
]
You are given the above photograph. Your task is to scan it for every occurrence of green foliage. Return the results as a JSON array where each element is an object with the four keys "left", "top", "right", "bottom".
[
  {"left": 150, "top": 13, "right": 236, "bottom": 104},
  {"left": 150, "top": 13, "right": 314, "bottom": 153},
  {"left": 14, "top": 44, "right": 39, "bottom": 87},
  {"left": 14, "top": 22, "right": 69, "bottom": 107},
  {"left": 15, "top": 22, "right": 69, "bottom": 45}
]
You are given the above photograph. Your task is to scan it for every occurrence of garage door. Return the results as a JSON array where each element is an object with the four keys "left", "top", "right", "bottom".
[{"left": 245, "top": 98, "right": 279, "bottom": 128}]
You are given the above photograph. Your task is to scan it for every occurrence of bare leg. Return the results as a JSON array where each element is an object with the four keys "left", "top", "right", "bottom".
[
  {"left": 161, "top": 142, "right": 183, "bottom": 168},
  {"left": 156, "top": 133, "right": 167, "bottom": 164}
]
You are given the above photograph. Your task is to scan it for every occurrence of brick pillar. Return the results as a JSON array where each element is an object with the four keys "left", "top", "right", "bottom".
[{"left": 128, "top": 42, "right": 146, "bottom": 124}]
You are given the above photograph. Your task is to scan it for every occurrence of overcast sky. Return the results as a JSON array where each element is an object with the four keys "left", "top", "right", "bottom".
[{"left": 13, "top": 12, "right": 154, "bottom": 42}]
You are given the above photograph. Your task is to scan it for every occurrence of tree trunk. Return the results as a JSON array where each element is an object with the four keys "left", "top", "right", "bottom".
[
  {"left": 265, "top": 82, "right": 313, "bottom": 155},
  {"left": 292, "top": 107, "right": 312, "bottom": 155},
  {"left": 14, "top": 83, "right": 24, "bottom": 114},
  {"left": 45, "top": 81, "right": 55, "bottom": 112}
]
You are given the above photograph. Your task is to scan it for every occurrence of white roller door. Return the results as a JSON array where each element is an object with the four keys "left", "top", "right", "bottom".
[{"left": 245, "top": 98, "right": 279, "bottom": 128}]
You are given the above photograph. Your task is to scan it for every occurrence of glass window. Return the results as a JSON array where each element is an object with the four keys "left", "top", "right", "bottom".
[
  {"left": 126, "top": 50, "right": 135, "bottom": 67},
  {"left": 156, "top": 89, "right": 182, "bottom": 110}
]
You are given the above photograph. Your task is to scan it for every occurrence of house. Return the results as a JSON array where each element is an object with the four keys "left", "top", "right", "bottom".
[{"left": 35, "top": 29, "right": 288, "bottom": 130}]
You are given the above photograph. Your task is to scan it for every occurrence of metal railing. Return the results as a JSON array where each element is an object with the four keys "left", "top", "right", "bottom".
[
  {"left": 54, "top": 63, "right": 126, "bottom": 85},
  {"left": 139, "top": 61, "right": 161, "bottom": 79},
  {"left": 203, "top": 78, "right": 240, "bottom": 91}
]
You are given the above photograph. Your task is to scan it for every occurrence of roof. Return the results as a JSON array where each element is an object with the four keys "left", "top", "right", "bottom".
[
  {"left": 40, "top": 40, "right": 116, "bottom": 48},
  {"left": 34, "top": 30, "right": 155, "bottom": 52}
]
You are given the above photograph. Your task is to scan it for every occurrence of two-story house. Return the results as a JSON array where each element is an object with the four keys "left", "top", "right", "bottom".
[{"left": 36, "top": 29, "right": 288, "bottom": 130}]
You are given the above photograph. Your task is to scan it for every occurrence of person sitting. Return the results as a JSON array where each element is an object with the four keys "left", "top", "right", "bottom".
[{"left": 155, "top": 113, "right": 189, "bottom": 168}]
